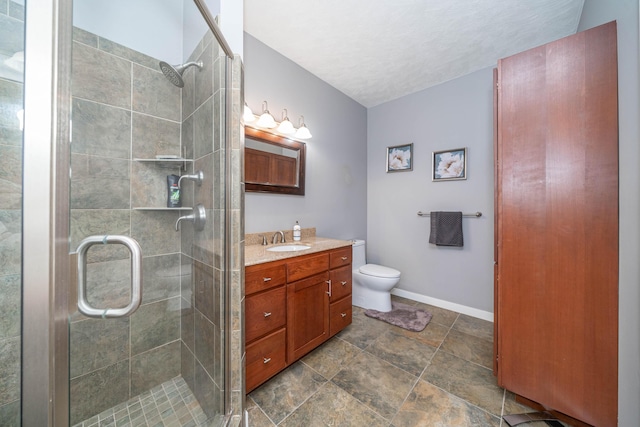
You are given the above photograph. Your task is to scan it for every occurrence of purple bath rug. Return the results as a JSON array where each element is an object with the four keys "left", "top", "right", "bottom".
[{"left": 364, "top": 301, "right": 432, "bottom": 332}]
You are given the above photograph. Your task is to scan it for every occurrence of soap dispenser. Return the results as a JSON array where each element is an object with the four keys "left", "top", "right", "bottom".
[{"left": 293, "top": 221, "right": 301, "bottom": 241}]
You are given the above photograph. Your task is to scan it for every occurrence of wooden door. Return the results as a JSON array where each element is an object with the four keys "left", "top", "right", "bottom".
[
  {"left": 495, "top": 21, "right": 618, "bottom": 427},
  {"left": 287, "top": 272, "right": 330, "bottom": 361}
]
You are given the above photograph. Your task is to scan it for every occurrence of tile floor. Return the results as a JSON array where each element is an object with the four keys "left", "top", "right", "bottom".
[
  {"left": 246, "top": 295, "right": 565, "bottom": 427},
  {"left": 73, "top": 376, "right": 224, "bottom": 427}
]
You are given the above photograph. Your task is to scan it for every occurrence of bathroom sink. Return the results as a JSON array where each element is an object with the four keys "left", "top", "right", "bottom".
[{"left": 267, "top": 244, "right": 311, "bottom": 252}]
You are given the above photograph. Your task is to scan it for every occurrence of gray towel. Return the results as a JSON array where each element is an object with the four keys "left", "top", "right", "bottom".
[{"left": 428, "top": 211, "right": 463, "bottom": 247}]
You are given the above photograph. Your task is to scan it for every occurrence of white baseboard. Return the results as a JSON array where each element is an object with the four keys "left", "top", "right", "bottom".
[{"left": 391, "top": 288, "right": 494, "bottom": 322}]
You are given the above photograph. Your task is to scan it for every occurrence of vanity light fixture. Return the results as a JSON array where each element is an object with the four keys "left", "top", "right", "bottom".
[
  {"left": 243, "top": 103, "right": 255, "bottom": 123},
  {"left": 244, "top": 101, "right": 313, "bottom": 140},
  {"left": 256, "top": 100, "right": 277, "bottom": 128},
  {"left": 294, "top": 115, "right": 312, "bottom": 139},
  {"left": 276, "top": 109, "right": 295, "bottom": 135}
]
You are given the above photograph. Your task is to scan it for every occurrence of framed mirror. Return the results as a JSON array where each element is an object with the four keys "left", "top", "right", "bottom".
[{"left": 245, "top": 126, "right": 306, "bottom": 195}]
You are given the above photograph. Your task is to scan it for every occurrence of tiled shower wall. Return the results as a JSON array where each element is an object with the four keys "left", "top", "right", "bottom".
[
  {"left": 0, "top": 1, "right": 24, "bottom": 426},
  {"left": 69, "top": 26, "right": 229, "bottom": 424},
  {"left": 178, "top": 30, "right": 226, "bottom": 421}
]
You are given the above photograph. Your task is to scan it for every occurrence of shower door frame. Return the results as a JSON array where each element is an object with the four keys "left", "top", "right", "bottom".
[
  {"left": 21, "top": 0, "right": 237, "bottom": 425},
  {"left": 22, "top": 0, "right": 73, "bottom": 425}
]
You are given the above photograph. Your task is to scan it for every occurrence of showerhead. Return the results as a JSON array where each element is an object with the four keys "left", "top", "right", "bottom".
[{"left": 159, "top": 61, "right": 203, "bottom": 88}]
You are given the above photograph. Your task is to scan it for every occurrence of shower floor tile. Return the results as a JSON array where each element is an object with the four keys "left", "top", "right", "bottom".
[{"left": 73, "top": 376, "right": 213, "bottom": 427}]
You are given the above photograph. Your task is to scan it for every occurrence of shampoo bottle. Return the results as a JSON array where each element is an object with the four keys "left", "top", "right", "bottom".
[
  {"left": 293, "top": 221, "right": 301, "bottom": 241},
  {"left": 167, "top": 174, "right": 181, "bottom": 208}
]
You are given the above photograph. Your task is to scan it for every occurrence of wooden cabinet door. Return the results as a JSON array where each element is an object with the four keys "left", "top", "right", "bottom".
[
  {"left": 495, "top": 22, "right": 618, "bottom": 427},
  {"left": 287, "top": 272, "right": 330, "bottom": 361}
]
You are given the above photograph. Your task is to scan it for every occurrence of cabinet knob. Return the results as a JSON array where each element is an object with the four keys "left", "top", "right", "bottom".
[
  {"left": 341, "top": 281, "right": 347, "bottom": 286},
  {"left": 341, "top": 256, "right": 348, "bottom": 261},
  {"left": 341, "top": 313, "right": 347, "bottom": 318},
  {"left": 264, "top": 312, "right": 272, "bottom": 318},
  {"left": 263, "top": 277, "right": 272, "bottom": 282},
  {"left": 263, "top": 357, "right": 271, "bottom": 364}
]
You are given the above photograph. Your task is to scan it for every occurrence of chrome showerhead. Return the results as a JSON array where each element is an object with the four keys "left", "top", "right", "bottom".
[{"left": 159, "top": 61, "right": 203, "bottom": 88}]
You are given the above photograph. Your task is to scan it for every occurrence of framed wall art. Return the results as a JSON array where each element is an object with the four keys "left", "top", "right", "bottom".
[
  {"left": 386, "top": 143, "right": 413, "bottom": 172},
  {"left": 432, "top": 147, "right": 467, "bottom": 181}
]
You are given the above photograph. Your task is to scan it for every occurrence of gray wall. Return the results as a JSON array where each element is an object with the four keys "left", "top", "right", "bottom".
[
  {"left": 73, "top": 0, "right": 221, "bottom": 65},
  {"left": 577, "top": 1, "right": 639, "bottom": 425},
  {"left": 243, "top": 34, "right": 367, "bottom": 240},
  {"left": 367, "top": 67, "right": 495, "bottom": 314}
]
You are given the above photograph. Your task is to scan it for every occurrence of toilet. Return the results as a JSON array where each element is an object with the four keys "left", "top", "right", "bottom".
[{"left": 351, "top": 239, "right": 401, "bottom": 312}]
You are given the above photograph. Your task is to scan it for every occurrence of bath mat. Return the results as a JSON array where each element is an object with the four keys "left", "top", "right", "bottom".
[{"left": 364, "top": 302, "right": 432, "bottom": 332}]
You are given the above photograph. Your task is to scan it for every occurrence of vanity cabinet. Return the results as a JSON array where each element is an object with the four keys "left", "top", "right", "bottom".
[{"left": 245, "top": 245, "right": 352, "bottom": 392}]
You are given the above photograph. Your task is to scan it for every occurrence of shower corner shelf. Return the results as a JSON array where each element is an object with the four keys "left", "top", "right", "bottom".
[{"left": 133, "top": 207, "right": 193, "bottom": 211}]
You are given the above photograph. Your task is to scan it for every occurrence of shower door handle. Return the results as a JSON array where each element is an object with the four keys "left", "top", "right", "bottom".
[{"left": 75, "top": 235, "right": 143, "bottom": 319}]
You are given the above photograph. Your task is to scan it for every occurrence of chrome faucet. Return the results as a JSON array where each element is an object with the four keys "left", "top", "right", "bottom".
[{"left": 272, "top": 231, "right": 285, "bottom": 244}]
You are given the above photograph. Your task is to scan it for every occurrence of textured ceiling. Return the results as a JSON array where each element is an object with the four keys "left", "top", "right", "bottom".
[{"left": 244, "top": 0, "right": 584, "bottom": 108}]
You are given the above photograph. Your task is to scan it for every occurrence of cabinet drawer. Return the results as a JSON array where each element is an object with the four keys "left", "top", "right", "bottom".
[
  {"left": 330, "top": 295, "right": 352, "bottom": 337},
  {"left": 246, "top": 286, "right": 286, "bottom": 342},
  {"left": 246, "top": 263, "right": 286, "bottom": 295},
  {"left": 246, "top": 328, "right": 287, "bottom": 392},
  {"left": 287, "top": 253, "right": 329, "bottom": 282},
  {"left": 330, "top": 265, "right": 352, "bottom": 302},
  {"left": 330, "top": 246, "right": 352, "bottom": 269}
]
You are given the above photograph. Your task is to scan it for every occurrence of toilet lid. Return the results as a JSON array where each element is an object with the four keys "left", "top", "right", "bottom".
[{"left": 359, "top": 264, "right": 401, "bottom": 279}]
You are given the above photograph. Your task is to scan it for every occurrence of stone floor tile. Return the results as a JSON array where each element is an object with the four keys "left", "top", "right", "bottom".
[
  {"left": 280, "top": 382, "right": 388, "bottom": 427},
  {"left": 249, "top": 361, "right": 327, "bottom": 425},
  {"left": 365, "top": 329, "right": 437, "bottom": 377},
  {"left": 332, "top": 351, "right": 417, "bottom": 420},
  {"left": 300, "top": 336, "right": 362, "bottom": 379},
  {"left": 392, "top": 380, "right": 500, "bottom": 427},
  {"left": 422, "top": 350, "right": 504, "bottom": 416},
  {"left": 440, "top": 328, "right": 494, "bottom": 369}
]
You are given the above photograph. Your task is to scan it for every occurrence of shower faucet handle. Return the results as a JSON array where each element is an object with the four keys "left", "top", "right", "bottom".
[
  {"left": 178, "top": 170, "right": 204, "bottom": 188},
  {"left": 175, "top": 204, "right": 206, "bottom": 231}
]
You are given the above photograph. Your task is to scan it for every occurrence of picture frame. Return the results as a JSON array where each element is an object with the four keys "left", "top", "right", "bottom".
[
  {"left": 386, "top": 143, "right": 413, "bottom": 172},
  {"left": 432, "top": 147, "right": 467, "bottom": 181}
]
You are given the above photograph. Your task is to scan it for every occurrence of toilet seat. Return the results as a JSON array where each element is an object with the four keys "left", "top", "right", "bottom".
[{"left": 358, "top": 264, "right": 401, "bottom": 279}]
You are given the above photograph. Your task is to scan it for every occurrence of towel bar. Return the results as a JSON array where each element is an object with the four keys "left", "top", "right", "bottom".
[{"left": 417, "top": 211, "right": 482, "bottom": 218}]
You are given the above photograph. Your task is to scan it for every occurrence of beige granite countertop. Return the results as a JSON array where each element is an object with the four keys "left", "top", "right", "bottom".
[{"left": 245, "top": 236, "right": 353, "bottom": 267}]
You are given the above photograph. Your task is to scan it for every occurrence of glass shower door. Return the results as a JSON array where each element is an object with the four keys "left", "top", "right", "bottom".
[
  {"left": 68, "top": 1, "right": 228, "bottom": 425},
  {"left": 0, "top": 1, "right": 24, "bottom": 425}
]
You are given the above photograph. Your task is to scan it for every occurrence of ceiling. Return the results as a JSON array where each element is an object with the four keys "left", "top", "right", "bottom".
[{"left": 244, "top": 0, "right": 585, "bottom": 108}]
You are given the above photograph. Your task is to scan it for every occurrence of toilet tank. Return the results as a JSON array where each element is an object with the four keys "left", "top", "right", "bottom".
[{"left": 352, "top": 239, "right": 366, "bottom": 268}]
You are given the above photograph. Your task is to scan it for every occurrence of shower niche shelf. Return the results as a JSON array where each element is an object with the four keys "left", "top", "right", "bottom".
[
  {"left": 133, "top": 207, "right": 193, "bottom": 211},
  {"left": 134, "top": 157, "right": 193, "bottom": 171},
  {"left": 133, "top": 157, "right": 197, "bottom": 211}
]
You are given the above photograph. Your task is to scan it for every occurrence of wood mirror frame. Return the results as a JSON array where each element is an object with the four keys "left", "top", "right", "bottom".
[{"left": 244, "top": 126, "right": 306, "bottom": 195}]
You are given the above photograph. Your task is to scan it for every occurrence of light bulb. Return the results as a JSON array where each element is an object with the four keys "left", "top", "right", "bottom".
[
  {"left": 256, "top": 101, "right": 277, "bottom": 128},
  {"left": 295, "top": 115, "right": 312, "bottom": 139},
  {"left": 243, "top": 103, "right": 255, "bottom": 123},
  {"left": 277, "top": 109, "right": 295, "bottom": 134},
  {"left": 295, "top": 124, "right": 312, "bottom": 139}
]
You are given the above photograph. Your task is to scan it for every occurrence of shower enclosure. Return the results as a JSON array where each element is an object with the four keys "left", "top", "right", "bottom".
[
  {"left": 4, "top": 0, "right": 245, "bottom": 425},
  {"left": 0, "top": 0, "right": 24, "bottom": 424}
]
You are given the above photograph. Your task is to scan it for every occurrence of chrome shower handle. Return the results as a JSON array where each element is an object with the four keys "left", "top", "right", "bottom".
[
  {"left": 175, "top": 204, "right": 207, "bottom": 231},
  {"left": 76, "top": 235, "right": 142, "bottom": 319},
  {"left": 178, "top": 170, "right": 204, "bottom": 188}
]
